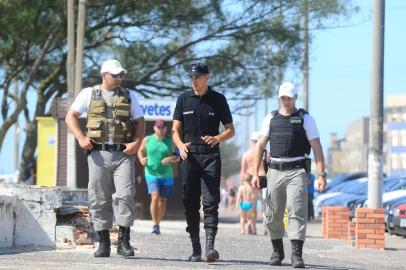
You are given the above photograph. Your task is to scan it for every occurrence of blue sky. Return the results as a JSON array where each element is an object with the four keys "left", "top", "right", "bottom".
[
  {"left": 235, "top": 0, "right": 406, "bottom": 157},
  {"left": 1, "top": 1, "right": 405, "bottom": 174}
]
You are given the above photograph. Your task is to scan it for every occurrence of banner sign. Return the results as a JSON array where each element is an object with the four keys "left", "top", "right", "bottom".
[{"left": 139, "top": 99, "right": 176, "bottom": 120}]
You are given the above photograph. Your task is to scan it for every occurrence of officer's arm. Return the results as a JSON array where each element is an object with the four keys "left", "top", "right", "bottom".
[
  {"left": 65, "top": 109, "right": 93, "bottom": 150},
  {"left": 172, "top": 120, "right": 191, "bottom": 160},
  {"left": 137, "top": 137, "right": 147, "bottom": 166},
  {"left": 253, "top": 135, "right": 267, "bottom": 177},
  {"left": 309, "top": 138, "right": 327, "bottom": 191},
  {"left": 251, "top": 135, "right": 267, "bottom": 188},
  {"left": 216, "top": 123, "right": 235, "bottom": 143},
  {"left": 172, "top": 120, "right": 184, "bottom": 147},
  {"left": 133, "top": 117, "right": 145, "bottom": 149}
]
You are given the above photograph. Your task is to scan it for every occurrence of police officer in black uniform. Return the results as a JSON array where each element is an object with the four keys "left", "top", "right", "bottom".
[{"left": 172, "top": 62, "right": 235, "bottom": 262}]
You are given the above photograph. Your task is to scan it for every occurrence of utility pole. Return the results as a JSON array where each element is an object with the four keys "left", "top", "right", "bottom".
[
  {"left": 66, "top": 0, "right": 76, "bottom": 189},
  {"left": 302, "top": 0, "right": 309, "bottom": 111},
  {"left": 14, "top": 81, "right": 20, "bottom": 172},
  {"left": 75, "top": 0, "right": 86, "bottom": 95},
  {"left": 368, "top": 0, "right": 385, "bottom": 208},
  {"left": 66, "top": 0, "right": 86, "bottom": 189}
]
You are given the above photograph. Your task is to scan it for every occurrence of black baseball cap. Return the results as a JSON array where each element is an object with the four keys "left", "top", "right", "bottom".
[{"left": 189, "top": 62, "right": 209, "bottom": 76}]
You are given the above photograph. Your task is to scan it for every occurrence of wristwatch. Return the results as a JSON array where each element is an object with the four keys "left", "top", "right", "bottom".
[{"left": 318, "top": 171, "right": 328, "bottom": 177}]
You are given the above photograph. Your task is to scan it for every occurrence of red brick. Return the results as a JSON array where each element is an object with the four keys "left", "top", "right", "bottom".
[
  {"left": 376, "top": 219, "right": 385, "bottom": 224},
  {"left": 356, "top": 213, "right": 366, "bottom": 218},
  {"left": 373, "top": 209, "right": 384, "bottom": 214},
  {"left": 375, "top": 240, "right": 385, "bottom": 245},
  {"left": 365, "top": 224, "right": 385, "bottom": 230},
  {"left": 357, "top": 239, "right": 375, "bottom": 244},
  {"left": 357, "top": 233, "right": 366, "bottom": 239},
  {"left": 366, "top": 234, "right": 385, "bottom": 240},
  {"left": 357, "top": 218, "right": 376, "bottom": 224},
  {"left": 357, "top": 208, "right": 375, "bottom": 214},
  {"left": 357, "top": 229, "right": 376, "bottom": 234},
  {"left": 356, "top": 224, "right": 366, "bottom": 229},
  {"left": 366, "top": 213, "right": 384, "bottom": 219}
]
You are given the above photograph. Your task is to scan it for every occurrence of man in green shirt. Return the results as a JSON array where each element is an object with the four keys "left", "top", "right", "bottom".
[{"left": 138, "top": 119, "right": 179, "bottom": 234}]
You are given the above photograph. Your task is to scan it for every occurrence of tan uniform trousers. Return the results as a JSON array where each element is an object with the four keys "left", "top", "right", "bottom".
[
  {"left": 265, "top": 167, "right": 308, "bottom": 241},
  {"left": 88, "top": 150, "right": 136, "bottom": 231}
]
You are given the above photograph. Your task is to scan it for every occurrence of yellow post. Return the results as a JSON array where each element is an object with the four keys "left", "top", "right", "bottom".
[{"left": 36, "top": 117, "right": 56, "bottom": 186}]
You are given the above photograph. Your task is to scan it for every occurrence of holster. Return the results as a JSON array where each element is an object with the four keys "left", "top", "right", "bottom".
[
  {"left": 303, "top": 158, "right": 311, "bottom": 174},
  {"left": 262, "top": 150, "right": 269, "bottom": 174}
]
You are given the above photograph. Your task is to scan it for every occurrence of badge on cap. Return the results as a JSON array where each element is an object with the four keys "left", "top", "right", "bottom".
[{"left": 192, "top": 66, "right": 197, "bottom": 72}]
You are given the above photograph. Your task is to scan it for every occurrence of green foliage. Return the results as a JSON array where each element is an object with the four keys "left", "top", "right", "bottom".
[
  {"left": 0, "top": 0, "right": 359, "bottom": 170},
  {"left": 220, "top": 140, "right": 241, "bottom": 179}
]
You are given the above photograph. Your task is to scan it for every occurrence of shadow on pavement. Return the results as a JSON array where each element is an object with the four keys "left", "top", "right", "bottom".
[
  {"left": 306, "top": 264, "right": 359, "bottom": 270},
  {"left": 0, "top": 246, "right": 54, "bottom": 255}
]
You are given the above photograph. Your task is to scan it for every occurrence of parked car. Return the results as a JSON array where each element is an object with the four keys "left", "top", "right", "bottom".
[
  {"left": 319, "top": 172, "right": 367, "bottom": 195},
  {"left": 388, "top": 202, "right": 406, "bottom": 236},
  {"left": 351, "top": 176, "right": 406, "bottom": 216},
  {"left": 314, "top": 177, "right": 368, "bottom": 217},
  {"left": 385, "top": 196, "right": 406, "bottom": 232},
  {"left": 317, "top": 177, "right": 400, "bottom": 218}
]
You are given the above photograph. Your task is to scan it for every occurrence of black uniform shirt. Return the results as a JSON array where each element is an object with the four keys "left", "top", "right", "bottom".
[{"left": 173, "top": 87, "right": 233, "bottom": 145}]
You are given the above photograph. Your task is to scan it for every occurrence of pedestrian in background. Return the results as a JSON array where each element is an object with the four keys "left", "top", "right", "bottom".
[
  {"left": 172, "top": 62, "right": 235, "bottom": 262},
  {"left": 240, "top": 131, "right": 266, "bottom": 234},
  {"left": 236, "top": 174, "right": 258, "bottom": 235},
  {"left": 137, "top": 119, "right": 179, "bottom": 235},
  {"left": 65, "top": 59, "right": 145, "bottom": 258},
  {"left": 251, "top": 82, "right": 327, "bottom": 268}
]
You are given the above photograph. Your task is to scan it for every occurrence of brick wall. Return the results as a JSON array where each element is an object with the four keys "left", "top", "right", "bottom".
[
  {"left": 355, "top": 208, "right": 385, "bottom": 249},
  {"left": 347, "top": 218, "right": 356, "bottom": 246},
  {"left": 322, "top": 206, "right": 349, "bottom": 240}
]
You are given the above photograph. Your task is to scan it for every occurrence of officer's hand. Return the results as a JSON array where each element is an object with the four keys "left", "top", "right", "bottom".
[
  {"left": 140, "top": 156, "right": 147, "bottom": 166},
  {"left": 201, "top": 136, "right": 219, "bottom": 147},
  {"left": 251, "top": 175, "right": 260, "bottom": 189},
  {"left": 123, "top": 142, "right": 138, "bottom": 156},
  {"left": 179, "top": 142, "right": 191, "bottom": 160},
  {"left": 316, "top": 176, "right": 327, "bottom": 192},
  {"left": 79, "top": 137, "right": 93, "bottom": 150}
]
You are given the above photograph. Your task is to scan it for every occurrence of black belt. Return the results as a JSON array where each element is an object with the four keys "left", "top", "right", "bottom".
[
  {"left": 93, "top": 143, "right": 126, "bottom": 151},
  {"left": 269, "top": 160, "right": 305, "bottom": 171},
  {"left": 188, "top": 145, "right": 219, "bottom": 154}
]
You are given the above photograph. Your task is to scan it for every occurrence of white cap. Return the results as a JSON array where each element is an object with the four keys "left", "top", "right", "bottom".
[
  {"left": 250, "top": 131, "right": 261, "bottom": 141},
  {"left": 278, "top": 82, "right": 297, "bottom": 98},
  {"left": 100, "top": 59, "right": 127, "bottom": 75}
]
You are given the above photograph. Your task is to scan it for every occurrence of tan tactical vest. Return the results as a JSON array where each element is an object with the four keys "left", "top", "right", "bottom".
[{"left": 86, "top": 85, "right": 134, "bottom": 144}]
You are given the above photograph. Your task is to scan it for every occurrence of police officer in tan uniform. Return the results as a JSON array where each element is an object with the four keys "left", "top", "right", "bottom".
[
  {"left": 252, "top": 82, "right": 327, "bottom": 268},
  {"left": 65, "top": 59, "right": 145, "bottom": 258}
]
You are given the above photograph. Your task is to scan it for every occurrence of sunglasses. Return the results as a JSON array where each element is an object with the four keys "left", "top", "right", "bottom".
[{"left": 111, "top": 72, "right": 125, "bottom": 78}]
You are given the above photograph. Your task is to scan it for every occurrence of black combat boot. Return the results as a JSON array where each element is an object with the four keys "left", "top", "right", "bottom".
[
  {"left": 291, "top": 240, "right": 305, "bottom": 268},
  {"left": 94, "top": 230, "right": 111, "bottom": 257},
  {"left": 205, "top": 231, "right": 219, "bottom": 262},
  {"left": 269, "top": 239, "right": 285, "bottom": 266},
  {"left": 188, "top": 234, "right": 202, "bottom": 262},
  {"left": 117, "top": 226, "right": 135, "bottom": 257}
]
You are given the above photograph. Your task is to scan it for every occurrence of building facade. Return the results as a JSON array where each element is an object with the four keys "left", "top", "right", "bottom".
[{"left": 385, "top": 94, "right": 406, "bottom": 176}]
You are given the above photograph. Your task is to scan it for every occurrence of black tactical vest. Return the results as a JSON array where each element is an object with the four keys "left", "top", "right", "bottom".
[{"left": 268, "top": 108, "right": 311, "bottom": 158}]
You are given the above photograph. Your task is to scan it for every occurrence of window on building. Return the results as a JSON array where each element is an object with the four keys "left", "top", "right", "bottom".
[
  {"left": 391, "top": 154, "right": 399, "bottom": 170},
  {"left": 402, "top": 130, "right": 406, "bottom": 146},
  {"left": 391, "top": 130, "right": 399, "bottom": 146}
]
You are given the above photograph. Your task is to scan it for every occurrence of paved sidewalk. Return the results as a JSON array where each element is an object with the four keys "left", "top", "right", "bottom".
[{"left": 0, "top": 209, "right": 405, "bottom": 270}]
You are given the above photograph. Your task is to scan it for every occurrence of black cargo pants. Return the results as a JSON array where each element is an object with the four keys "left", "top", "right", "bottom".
[{"left": 181, "top": 151, "right": 221, "bottom": 235}]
